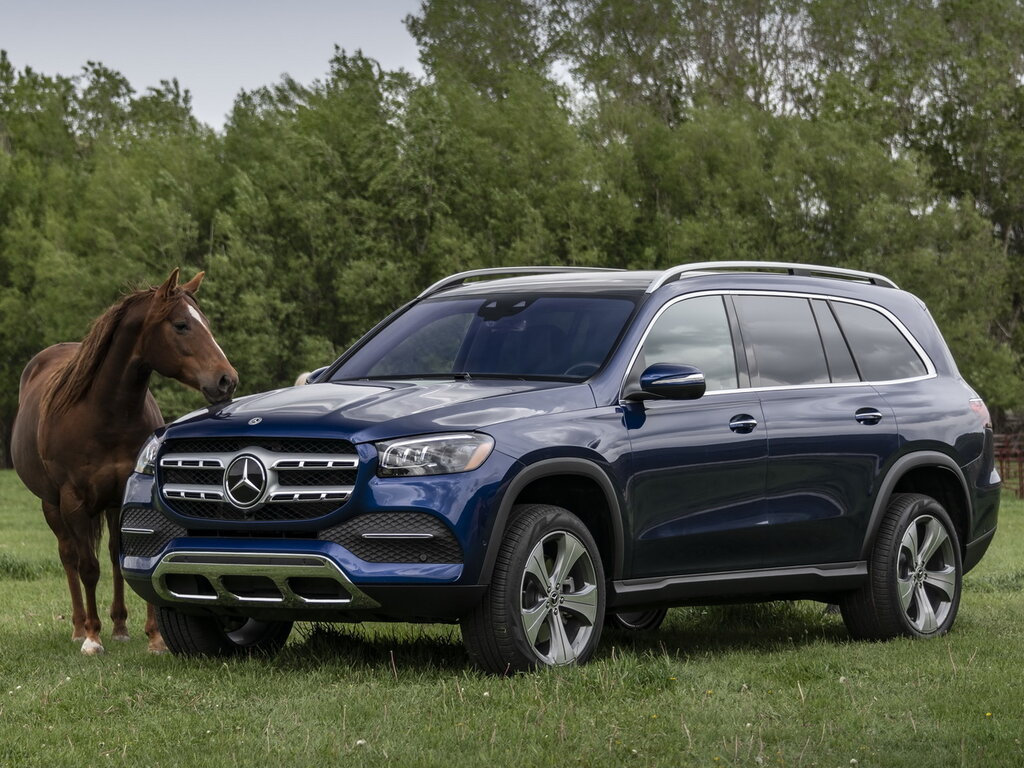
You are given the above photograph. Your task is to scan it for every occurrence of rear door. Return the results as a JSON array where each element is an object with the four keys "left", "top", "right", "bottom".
[{"left": 732, "top": 294, "right": 901, "bottom": 566}]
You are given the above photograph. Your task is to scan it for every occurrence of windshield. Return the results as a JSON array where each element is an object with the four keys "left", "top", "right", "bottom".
[{"left": 331, "top": 294, "right": 638, "bottom": 381}]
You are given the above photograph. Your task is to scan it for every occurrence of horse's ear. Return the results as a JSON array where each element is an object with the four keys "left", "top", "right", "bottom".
[
  {"left": 181, "top": 271, "right": 205, "bottom": 296},
  {"left": 156, "top": 268, "right": 180, "bottom": 299}
]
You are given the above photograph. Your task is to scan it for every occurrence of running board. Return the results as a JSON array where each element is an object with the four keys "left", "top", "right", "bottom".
[{"left": 609, "top": 562, "right": 867, "bottom": 608}]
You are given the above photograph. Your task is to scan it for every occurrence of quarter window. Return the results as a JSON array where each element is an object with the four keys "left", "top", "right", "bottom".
[
  {"left": 734, "top": 296, "right": 830, "bottom": 387},
  {"left": 639, "top": 296, "right": 738, "bottom": 391},
  {"left": 831, "top": 301, "right": 927, "bottom": 381}
]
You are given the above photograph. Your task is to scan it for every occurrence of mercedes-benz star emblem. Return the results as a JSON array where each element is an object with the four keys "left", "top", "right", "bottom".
[{"left": 224, "top": 454, "right": 267, "bottom": 509}]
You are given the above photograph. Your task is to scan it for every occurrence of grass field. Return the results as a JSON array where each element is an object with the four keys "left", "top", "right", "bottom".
[{"left": 1, "top": 469, "right": 1021, "bottom": 767}]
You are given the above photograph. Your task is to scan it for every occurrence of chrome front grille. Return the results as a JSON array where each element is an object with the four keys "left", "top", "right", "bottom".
[{"left": 158, "top": 438, "right": 359, "bottom": 522}]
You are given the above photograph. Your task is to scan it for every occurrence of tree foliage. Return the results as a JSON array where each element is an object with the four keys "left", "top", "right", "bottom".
[{"left": 2, "top": 0, "right": 1024, "bottom": 461}]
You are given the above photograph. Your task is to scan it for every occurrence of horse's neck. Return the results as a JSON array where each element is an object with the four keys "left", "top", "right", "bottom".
[{"left": 87, "top": 318, "right": 153, "bottom": 416}]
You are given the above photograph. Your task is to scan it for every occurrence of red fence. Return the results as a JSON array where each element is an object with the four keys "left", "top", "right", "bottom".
[{"left": 995, "top": 434, "right": 1024, "bottom": 497}]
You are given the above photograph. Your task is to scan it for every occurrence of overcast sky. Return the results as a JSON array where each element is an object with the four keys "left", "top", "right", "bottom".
[{"left": 2, "top": 0, "right": 425, "bottom": 130}]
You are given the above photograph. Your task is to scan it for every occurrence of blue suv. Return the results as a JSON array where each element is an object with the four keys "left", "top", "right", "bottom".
[{"left": 121, "top": 262, "right": 1000, "bottom": 672}]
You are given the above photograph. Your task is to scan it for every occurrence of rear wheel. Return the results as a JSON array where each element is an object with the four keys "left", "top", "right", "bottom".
[
  {"left": 605, "top": 608, "right": 668, "bottom": 632},
  {"left": 157, "top": 606, "right": 292, "bottom": 657},
  {"left": 462, "top": 504, "right": 606, "bottom": 674},
  {"left": 841, "top": 493, "right": 962, "bottom": 640}
]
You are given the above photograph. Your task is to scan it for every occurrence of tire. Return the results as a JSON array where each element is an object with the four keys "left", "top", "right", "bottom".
[
  {"left": 461, "top": 504, "right": 606, "bottom": 674},
  {"left": 157, "top": 606, "right": 292, "bottom": 658},
  {"left": 605, "top": 608, "right": 668, "bottom": 632},
  {"left": 841, "top": 493, "right": 962, "bottom": 640}
]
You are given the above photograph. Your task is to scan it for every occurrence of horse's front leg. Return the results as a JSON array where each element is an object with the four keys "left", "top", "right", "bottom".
[
  {"left": 104, "top": 508, "right": 165, "bottom": 652},
  {"left": 105, "top": 507, "right": 129, "bottom": 641},
  {"left": 42, "top": 501, "right": 87, "bottom": 642},
  {"left": 62, "top": 488, "right": 104, "bottom": 655},
  {"left": 144, "top": 603, "right": 167, "bottom": 654}
]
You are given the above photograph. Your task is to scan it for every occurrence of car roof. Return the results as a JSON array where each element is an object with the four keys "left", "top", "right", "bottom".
[
  {"left": 425, "top": 262, "right": 899, "bottom": 300},
  {"left": 434, "top": 271, "right": 661, "bottom": 298}
]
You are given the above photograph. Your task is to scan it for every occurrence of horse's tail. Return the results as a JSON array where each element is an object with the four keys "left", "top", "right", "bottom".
[{"left": 89, "top": 510, "right": 105, "bottom": 557}]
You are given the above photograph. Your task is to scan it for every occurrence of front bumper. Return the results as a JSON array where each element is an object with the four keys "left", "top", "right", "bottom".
[
  {"left": 119, "top": 446, "right": 516, "bottom": 622},
  {"left": 124, "top": 541, "right": 486, "bottom": 623}
]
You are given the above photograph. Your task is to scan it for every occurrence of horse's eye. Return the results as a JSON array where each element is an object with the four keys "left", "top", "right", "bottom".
[{"left": 172, "top": 321, "right": 189, "bottom": 333}]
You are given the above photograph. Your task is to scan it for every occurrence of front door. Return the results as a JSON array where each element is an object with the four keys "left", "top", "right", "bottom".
[{"left": 622, "top": 294, "right": 768, "bottom": 577}]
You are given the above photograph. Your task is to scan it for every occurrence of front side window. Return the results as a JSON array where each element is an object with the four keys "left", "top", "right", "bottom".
[
  {"left": 637, "top": 295, "right": 738, "bottom": 392},
  {"left": 332, "top": 294, "right": 638, "bottom": 381}
]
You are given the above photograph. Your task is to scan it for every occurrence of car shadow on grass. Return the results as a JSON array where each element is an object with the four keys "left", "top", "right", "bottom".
[
  {"left": 598, "top": 601, "right": 851, "bottom": 661},
  {"left": 278, "top": 621, "right": 470, "bottom": 673},
  {"left": 275, "top": 601, "right": 850, "bottom": 673}
]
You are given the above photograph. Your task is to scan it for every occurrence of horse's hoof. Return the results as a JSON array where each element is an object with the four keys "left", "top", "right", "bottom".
[
  {"left": 112, "top": 633, "right": 131, "bottom": 643},
  {"left": 81, "top": 638, "right": 105, "bottom": 655},
  {"left": 147, "top": 638, "right": 169, "bottom": 655}
]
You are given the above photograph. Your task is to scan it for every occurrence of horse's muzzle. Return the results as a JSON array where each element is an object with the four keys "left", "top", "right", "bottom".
[{"left": 203, "top": 372, "right": 238, "bottom": 403}]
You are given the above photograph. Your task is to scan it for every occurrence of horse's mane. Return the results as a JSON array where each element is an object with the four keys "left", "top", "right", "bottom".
[{"left": 43, "top": 285, "right": 179, "bottom": 416}]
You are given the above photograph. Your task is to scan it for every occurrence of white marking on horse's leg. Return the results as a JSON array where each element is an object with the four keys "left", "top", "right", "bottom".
[
  {"left": 112, "top": 632, "right": 130, "bottom": 642},
  {"left": 72, "top": 635, "right": 86, "bottom": 643},
  {"left": 81, "top": 638, "right": 105, "bottom": 655}
]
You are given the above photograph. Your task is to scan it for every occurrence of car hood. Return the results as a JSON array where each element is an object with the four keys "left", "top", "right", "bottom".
[{"left": 164, "top": 379, "right": 597, "bottom": 444}]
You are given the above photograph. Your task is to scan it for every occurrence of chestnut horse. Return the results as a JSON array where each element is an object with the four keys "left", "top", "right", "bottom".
[{"left": 11, "top": 269, "right": 238, "bottom": 655}]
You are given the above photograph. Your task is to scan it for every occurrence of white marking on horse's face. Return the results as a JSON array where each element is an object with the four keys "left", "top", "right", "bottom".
[
  {"left": 187, "top": 305, "right": 209, "bottom": 329},
  {"left": 188, "top": 304, "right": 226, "bottom": 358}
]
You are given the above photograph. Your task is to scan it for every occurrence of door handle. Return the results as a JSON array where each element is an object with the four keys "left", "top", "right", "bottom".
[
  {"left": 729, "top": 415, "right": 758, "bottom": 434},
  {"left": 855, "top": 408, "right": 883, "bottom": 425}
]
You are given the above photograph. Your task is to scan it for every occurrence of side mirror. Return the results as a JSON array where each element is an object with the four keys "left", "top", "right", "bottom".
[
  {"left": 627, "top": 363, "right": 706, "bottom": 401},
  {"left": 305, "top": 366, "right": 329, "bottom": 385}
]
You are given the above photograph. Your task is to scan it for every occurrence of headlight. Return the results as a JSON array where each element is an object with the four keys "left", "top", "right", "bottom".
[
  {"left": 376, "top": 433, "right": 494, "bottom": 477},
  {"left": 134, "top": 434, "right": 162, "bottom": 475}
]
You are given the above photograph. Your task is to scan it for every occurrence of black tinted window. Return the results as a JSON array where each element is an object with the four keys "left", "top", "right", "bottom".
[
  {"left": 811, "top": 300, "right": 860, "bottom": 383},
  {"left": 639, "top": 296, "right": 738, "bottom": 391},
  {"left": 831, "top": 301, "right": 927, "bottom": 381},
  {"left": 735, "top": 296, "right": 829, "bottom": 387}
]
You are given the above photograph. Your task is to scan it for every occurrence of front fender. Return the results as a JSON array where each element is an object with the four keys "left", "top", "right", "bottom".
[{"left": 477, "top": 457, "right": 625, "bottom": 585}]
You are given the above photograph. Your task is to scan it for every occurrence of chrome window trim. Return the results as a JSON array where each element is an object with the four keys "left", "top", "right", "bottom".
[{"left": 619, "top": 289, "right": 935, "bottom": 400}]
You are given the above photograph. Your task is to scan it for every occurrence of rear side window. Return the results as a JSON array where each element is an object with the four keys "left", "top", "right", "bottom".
[
  {"left": 734, "top": 296, "right": 830, "bottom": 387},
  {"left": 831, "top": 301, "right": 928, "bottom": 381},
  {"left": 811, "top": 300, "right": 860, "bottom": 383}
]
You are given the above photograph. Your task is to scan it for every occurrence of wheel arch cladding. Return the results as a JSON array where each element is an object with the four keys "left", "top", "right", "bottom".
[
  {"left": 863, "top": 452, "right": 970, "bottom": 560},
  {"left": 480, "top": 459, "right": 624, "bottom": 584}
]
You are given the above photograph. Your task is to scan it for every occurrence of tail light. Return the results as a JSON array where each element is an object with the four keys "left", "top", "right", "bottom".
[{"left": 969, "top": 397, "right": 992, "bottom": 429}]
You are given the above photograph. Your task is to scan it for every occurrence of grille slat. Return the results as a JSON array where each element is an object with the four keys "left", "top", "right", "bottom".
[{"left": 158, "top": 438, "right": 358, "bottom": 522}]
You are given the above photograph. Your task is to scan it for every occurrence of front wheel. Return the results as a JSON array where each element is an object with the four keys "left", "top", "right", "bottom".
[
  {"left": 462, "top": 504, "right": 606, "bottom": 674},
  {"left": 157, "top": 606, "right": 292, "bottom": 657},
  {"left": 841, "top": 493, "right": 962, "bottom": 640}
]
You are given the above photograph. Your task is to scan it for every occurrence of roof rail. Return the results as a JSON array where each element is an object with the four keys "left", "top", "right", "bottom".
[
  {"left": 418, "top": 267, "right": 625, "bottom": 299},
  {"left": 646, "top": 261, "right": 899, "bottom": 293}
]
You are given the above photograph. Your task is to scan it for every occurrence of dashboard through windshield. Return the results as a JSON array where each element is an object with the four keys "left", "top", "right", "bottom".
[{"left": 331, "top": 294, "right": 638, "bottom": 381}]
